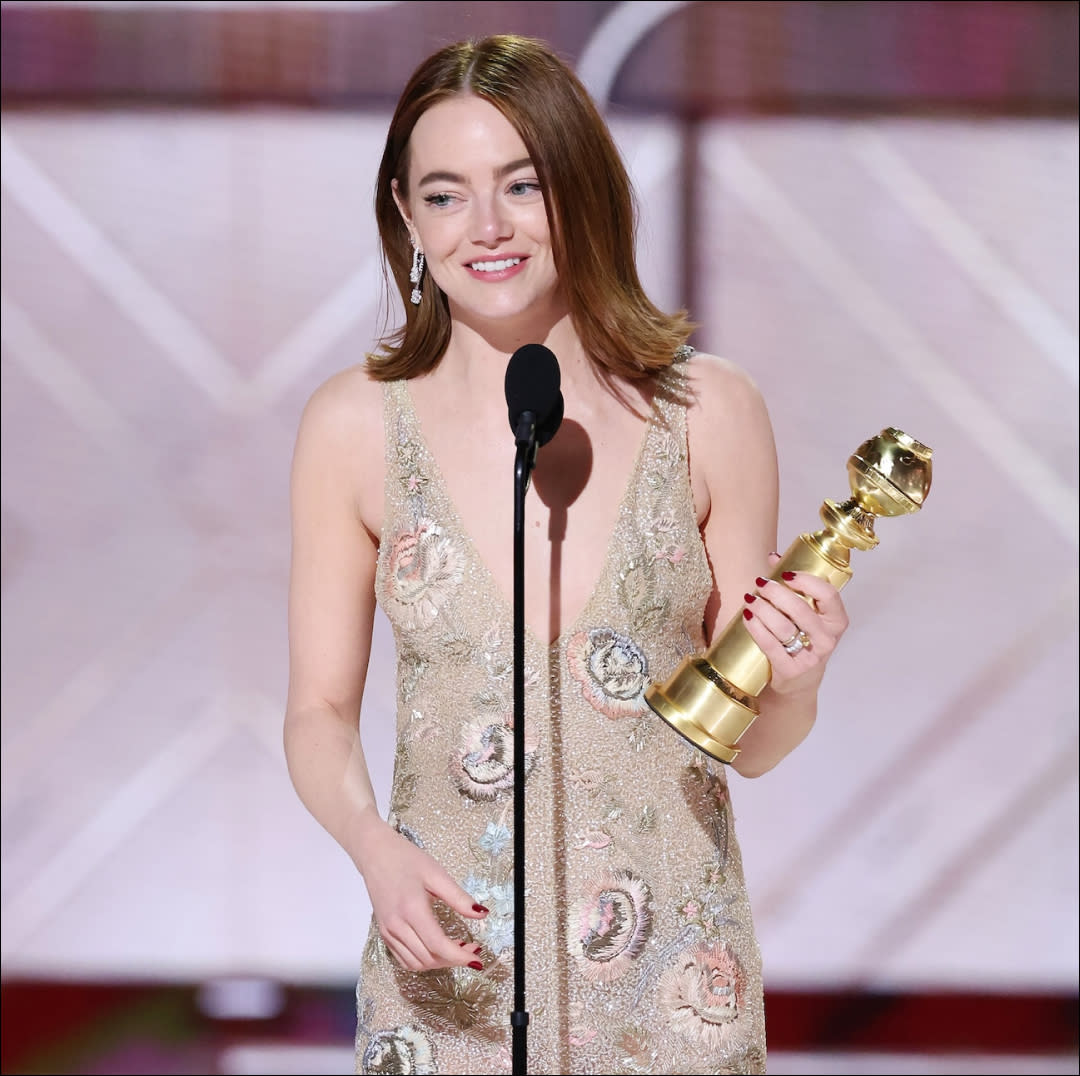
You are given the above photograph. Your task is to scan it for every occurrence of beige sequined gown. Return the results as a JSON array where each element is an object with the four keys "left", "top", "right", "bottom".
[{"left": 356, "top": 359, "right": 767, "bottom": 1075}]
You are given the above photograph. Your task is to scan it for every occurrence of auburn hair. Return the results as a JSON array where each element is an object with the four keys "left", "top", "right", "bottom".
[{"left": 366, "top": 34, "right": 694, "bottom": 382}]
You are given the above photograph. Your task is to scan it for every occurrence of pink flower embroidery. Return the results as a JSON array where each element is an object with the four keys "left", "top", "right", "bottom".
[
  {"left": 450, "top": 717, "right": 537, "bottom": 801},
  {"left": 361, "top": 1025, "right": 436, "bottom": 1074},
  {"left": 568, "top": 869, "right": 654, "bottom": 982},
  {"left": 659, "top": 941, "right": 750, "bottom": 1052},
  {"left": 385, "top": 518, "right": 463, "bottom": 631},
  {"left": 568, "top": 1026, "right": 598, "bottom": 1046},
  {"left": 566, "top": 628, "right": 649, "bottom": 719}
]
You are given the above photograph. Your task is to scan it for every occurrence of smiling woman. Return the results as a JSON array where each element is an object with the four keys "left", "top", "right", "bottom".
[{"left": 282, "top": 33, "right": 853, "bottom": 1076}]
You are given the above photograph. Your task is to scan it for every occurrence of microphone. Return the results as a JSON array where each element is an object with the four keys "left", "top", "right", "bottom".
[{"left": 505, "top": 344, "right": 564, "bottom": 447}]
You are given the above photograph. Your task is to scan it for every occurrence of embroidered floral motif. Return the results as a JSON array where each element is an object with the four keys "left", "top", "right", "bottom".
[
  {"left": 566, "top": 627, "right": 650, "bottom": 718},
  {"left": 616, "top": 559, "right": 670, "bottom": 635},
  {"left": 393, "top": 433, "right": 427, "bottom": 496},
  {"left": 388, "top": 738, "right": 419, "bottom": 817},
  {"left": 450, "top": 715, "right": 537, "bottom": 801},
  {"left": 463, "top": 873, "right": 515, "bottom": 955},
  {"left": 682, "top": 760, "right": 732, "bottom": 861},
  {"left": 385, "top": 518, "right": 463, "bottom": 632},
  {"left": 568, "top": 1000, "right": 598, "bottom": 1048},
  {"left": 676, "top": 860, "right": 742, "bottom": 944},
  {"left": 400, "top": 965, "right": 499, "bottom": 1035},
  {"left": 477, "top": 820, "right": 511, "bottom": 856},
  {"left": 569, "top": 868, "right": 654, "bottom": 982},
  {"left": 614, "top": 1025, "right": 656, "bottom": 1071},
  {"left": 397, "top": 651, "right": 428, "bottom": 711},
  {"left": 574, "top": 828, "right": 613, "bottom": 850},
  {"left": 360, "top": 1024, "right": 437, "bottom": 1074},
  {"left": 658, "top": 940, "right": 750, "bottom": 1053}
]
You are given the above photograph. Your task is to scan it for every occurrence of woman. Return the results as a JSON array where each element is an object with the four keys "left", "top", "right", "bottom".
[{"left": 284, "top": 34, "right": 849, "bottom": 1075}]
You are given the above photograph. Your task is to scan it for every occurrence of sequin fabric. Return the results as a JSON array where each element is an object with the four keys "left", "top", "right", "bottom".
[{"left": 358, "top": 358, "right": 767, "bottom": 1075}]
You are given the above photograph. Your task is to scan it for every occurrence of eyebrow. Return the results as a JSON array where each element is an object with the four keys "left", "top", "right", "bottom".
[{"left": 416, "top": 157, "right": 535, "bottom": 187}]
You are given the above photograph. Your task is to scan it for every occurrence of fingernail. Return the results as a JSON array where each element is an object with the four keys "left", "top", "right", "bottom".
[
  {"left": 782, "top": 571, "right": 796, "bottom": 581},
  {"left": 468, "top": 960, "right": 484, "bottom": 971},
  {"left": 755, "top": 577, "right": 767, "bottom": 587},
  {"left": 458, "top": 940, "right": 467, "bottom": 947},
  {"left": 472, "top": 903, "right": 489, "bottom": 915},
  {"left": 744, "top": 593, "right": 756, "bottom": 603},
  {"left": 742, "top": 608, "right": 753, "bottom": 620}
]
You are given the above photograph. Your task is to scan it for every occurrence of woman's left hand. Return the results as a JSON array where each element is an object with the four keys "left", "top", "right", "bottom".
[{"left": 741, "top": 553, "right": 849, "bottom": 695}]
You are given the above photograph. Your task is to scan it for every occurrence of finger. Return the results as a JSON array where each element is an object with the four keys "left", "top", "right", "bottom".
[
  {"left": 426, "top": 868, "right": 492, "bottom": 921},
  {"left": 742, "top": 609, "right": 822, "bottom": 679},
  {"left": 742, "top": 592, "right": 800, "bottom": 652},
  {"left": 383, "top": 904, "right": 480, "bottom": 972},
  {"left": 380, "top": 918, "right": 432, "bottom": 971},
  {"left": 773, "top": 570, "right": 849, "bottom": 635}
]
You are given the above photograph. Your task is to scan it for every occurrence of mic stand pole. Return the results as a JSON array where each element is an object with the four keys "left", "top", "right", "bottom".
[{"left": 511, "top": 414, "right": 538, "bottom": 1076}]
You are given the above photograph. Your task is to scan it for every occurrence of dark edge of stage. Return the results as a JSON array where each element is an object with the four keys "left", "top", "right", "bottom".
[{"left": 1, "top": 979, "right": 1077, "bottom": 1074}]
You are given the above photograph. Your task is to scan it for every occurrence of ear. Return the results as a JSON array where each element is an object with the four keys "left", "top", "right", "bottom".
[{"left": 391, "top": 179, "right": 416, "bottom": 245}]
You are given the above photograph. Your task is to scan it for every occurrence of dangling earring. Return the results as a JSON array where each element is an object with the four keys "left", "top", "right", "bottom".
[{"left": 409, "top": 244, "right": 425, "bottom": 306}]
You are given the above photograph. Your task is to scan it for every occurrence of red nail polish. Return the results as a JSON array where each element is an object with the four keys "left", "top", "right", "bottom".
[
  {"left": 755, "top": 577, "right": 767, "bottom": 587},
  {"left": 458, "top": 940, "right": 467, "bottom": 947},
  {"left": 742, "top": 608, "right": 753, "bottom": 620},
  {"left": 782, "top": 571, "right": 796, "bottom": 581},
  {"left": 743, "top": 593, "right": 756, "bottom": 603},
  {"left": 468, "top": 960, "right": 484, "bottom": 971},
  {"left": 472, "top": 903, "right": 489, "bottom": 914}
]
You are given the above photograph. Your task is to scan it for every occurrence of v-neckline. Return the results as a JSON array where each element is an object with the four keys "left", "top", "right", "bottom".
[{"left": 396, "top": 379, "right": 661, "bottom": 652}]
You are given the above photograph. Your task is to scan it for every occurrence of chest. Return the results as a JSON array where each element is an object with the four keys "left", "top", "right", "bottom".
[{"left": 379, "top": 382, "right": 705, "bottom": 648}]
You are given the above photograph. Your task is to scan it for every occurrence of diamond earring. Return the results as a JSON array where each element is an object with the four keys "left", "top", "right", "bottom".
[{"left": 409, "top": 245, "right": 425, "bottom": 306}]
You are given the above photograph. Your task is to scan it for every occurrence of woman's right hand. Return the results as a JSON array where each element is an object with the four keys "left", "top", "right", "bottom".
[{"left": 353, "top": 806, "right": 490, "bottom": 972}]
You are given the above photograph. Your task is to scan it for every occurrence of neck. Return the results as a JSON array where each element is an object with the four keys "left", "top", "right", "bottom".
[{"left": 439, "top": 314, "right": 590, "bottom": 388}]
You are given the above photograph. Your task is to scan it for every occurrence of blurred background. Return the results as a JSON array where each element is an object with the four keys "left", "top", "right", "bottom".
[{"left": 1, "top": 1, "right": 1077, "bottom": 1073}]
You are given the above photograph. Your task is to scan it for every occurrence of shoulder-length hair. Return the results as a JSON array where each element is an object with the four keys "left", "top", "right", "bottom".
[{"left": 366, "top": 34, "right": 695, "bottom": 382}]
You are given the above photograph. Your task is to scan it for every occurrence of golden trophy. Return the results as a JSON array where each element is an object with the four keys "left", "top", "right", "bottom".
[{"left": 645, "top": 428, "right": 933, "bottom": 763}]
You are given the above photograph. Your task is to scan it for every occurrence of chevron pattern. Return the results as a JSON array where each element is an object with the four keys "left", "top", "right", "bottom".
[{"left": 2, "top": 105, "right": 1075, "bottom": 1004}]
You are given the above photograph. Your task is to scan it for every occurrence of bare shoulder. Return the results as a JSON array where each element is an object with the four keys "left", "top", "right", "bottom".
[
  {"left": 297, "top": 363, "right": 384, "bottom": 448},
  {"left": 683, "top": 350, "right": 773, "bottom": 445},
  {"left": 292, "top": 363, "right": 386, "bottom": 530}
]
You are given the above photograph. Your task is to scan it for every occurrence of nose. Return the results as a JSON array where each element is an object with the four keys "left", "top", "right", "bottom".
[{"left": 470, "top": 194, "right": 512, "bottom": 246}]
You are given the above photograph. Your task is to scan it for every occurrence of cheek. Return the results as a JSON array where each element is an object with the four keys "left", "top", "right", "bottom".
[
  {"left": 414, "top": 219, "right": 457, "bottom": 261},
  {"left": 528, "top": 206, "right": 552, "bottom": 243}
]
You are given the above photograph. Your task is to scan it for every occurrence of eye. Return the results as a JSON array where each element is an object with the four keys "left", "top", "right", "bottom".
[
  {"left": 423, "top": 192, "right": 454, "bottom": 208},
  {"left": 508, "top": 180, "right": 542, "bottom": 197}
]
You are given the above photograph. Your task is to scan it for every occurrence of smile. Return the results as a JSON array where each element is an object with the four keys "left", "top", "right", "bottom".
[{"left": 468, "top": 258, "right": 522, "bottom": 272}]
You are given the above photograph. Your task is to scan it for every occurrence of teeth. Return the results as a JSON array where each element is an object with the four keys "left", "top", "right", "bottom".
[{"left": 470, "top": 258, "right": 521, "bottom": 272}]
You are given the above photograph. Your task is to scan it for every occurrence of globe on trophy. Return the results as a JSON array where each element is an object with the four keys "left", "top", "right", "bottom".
[{"left": 645, "top": 427, "right": 933, "bottom": 763}]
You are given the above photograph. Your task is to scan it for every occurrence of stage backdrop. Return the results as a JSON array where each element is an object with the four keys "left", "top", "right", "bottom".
[{"left": 2, "top": 0, "right": 1077, "bottom": 1020}]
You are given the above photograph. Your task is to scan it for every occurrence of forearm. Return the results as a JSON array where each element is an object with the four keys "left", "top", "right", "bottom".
[
  {"left": 729, "top": 682, "right": 818, "bottom": 778},
  {"left": 283, "top": 703, "right": 383, "bottom": 871}
]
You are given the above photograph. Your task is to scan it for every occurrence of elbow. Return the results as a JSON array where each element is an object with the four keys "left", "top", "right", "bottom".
[{"left": 730, "top": 756, "right": 777, "bottom": 780}]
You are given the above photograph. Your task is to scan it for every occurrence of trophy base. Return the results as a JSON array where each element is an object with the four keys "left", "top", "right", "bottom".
[{"left": 644, "top": 657, "right": 760, "bottom": 764}]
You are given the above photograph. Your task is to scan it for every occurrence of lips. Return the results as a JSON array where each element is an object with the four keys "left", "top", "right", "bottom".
[{"left": 468, "top": 257, "right": 522, "bottom": 272}]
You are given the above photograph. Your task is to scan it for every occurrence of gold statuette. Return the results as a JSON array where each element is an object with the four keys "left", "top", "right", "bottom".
[{"left": 645, "top": 428, "right": 933, "bottom": 763}]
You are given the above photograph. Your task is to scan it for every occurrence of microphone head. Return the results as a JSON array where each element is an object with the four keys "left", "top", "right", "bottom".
[{"left": 505, "top": 344, "right": 564, "bottom": 445}]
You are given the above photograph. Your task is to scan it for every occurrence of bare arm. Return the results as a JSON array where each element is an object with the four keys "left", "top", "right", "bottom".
[
  {"left": 283, "top": 371, "right": 487, "bottom": 970},
  {"left": 689, "top": 355, "right": 848, "bottom": 778}
]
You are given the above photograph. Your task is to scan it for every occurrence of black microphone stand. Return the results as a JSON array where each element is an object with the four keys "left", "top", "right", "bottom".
[{"left": 510, "top": 412, "right": 539, "bottom": 1076}]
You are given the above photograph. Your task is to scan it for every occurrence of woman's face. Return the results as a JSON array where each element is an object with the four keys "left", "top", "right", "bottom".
[{"left": 394, "top": 94, "right": 563, "bottom": 331}]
